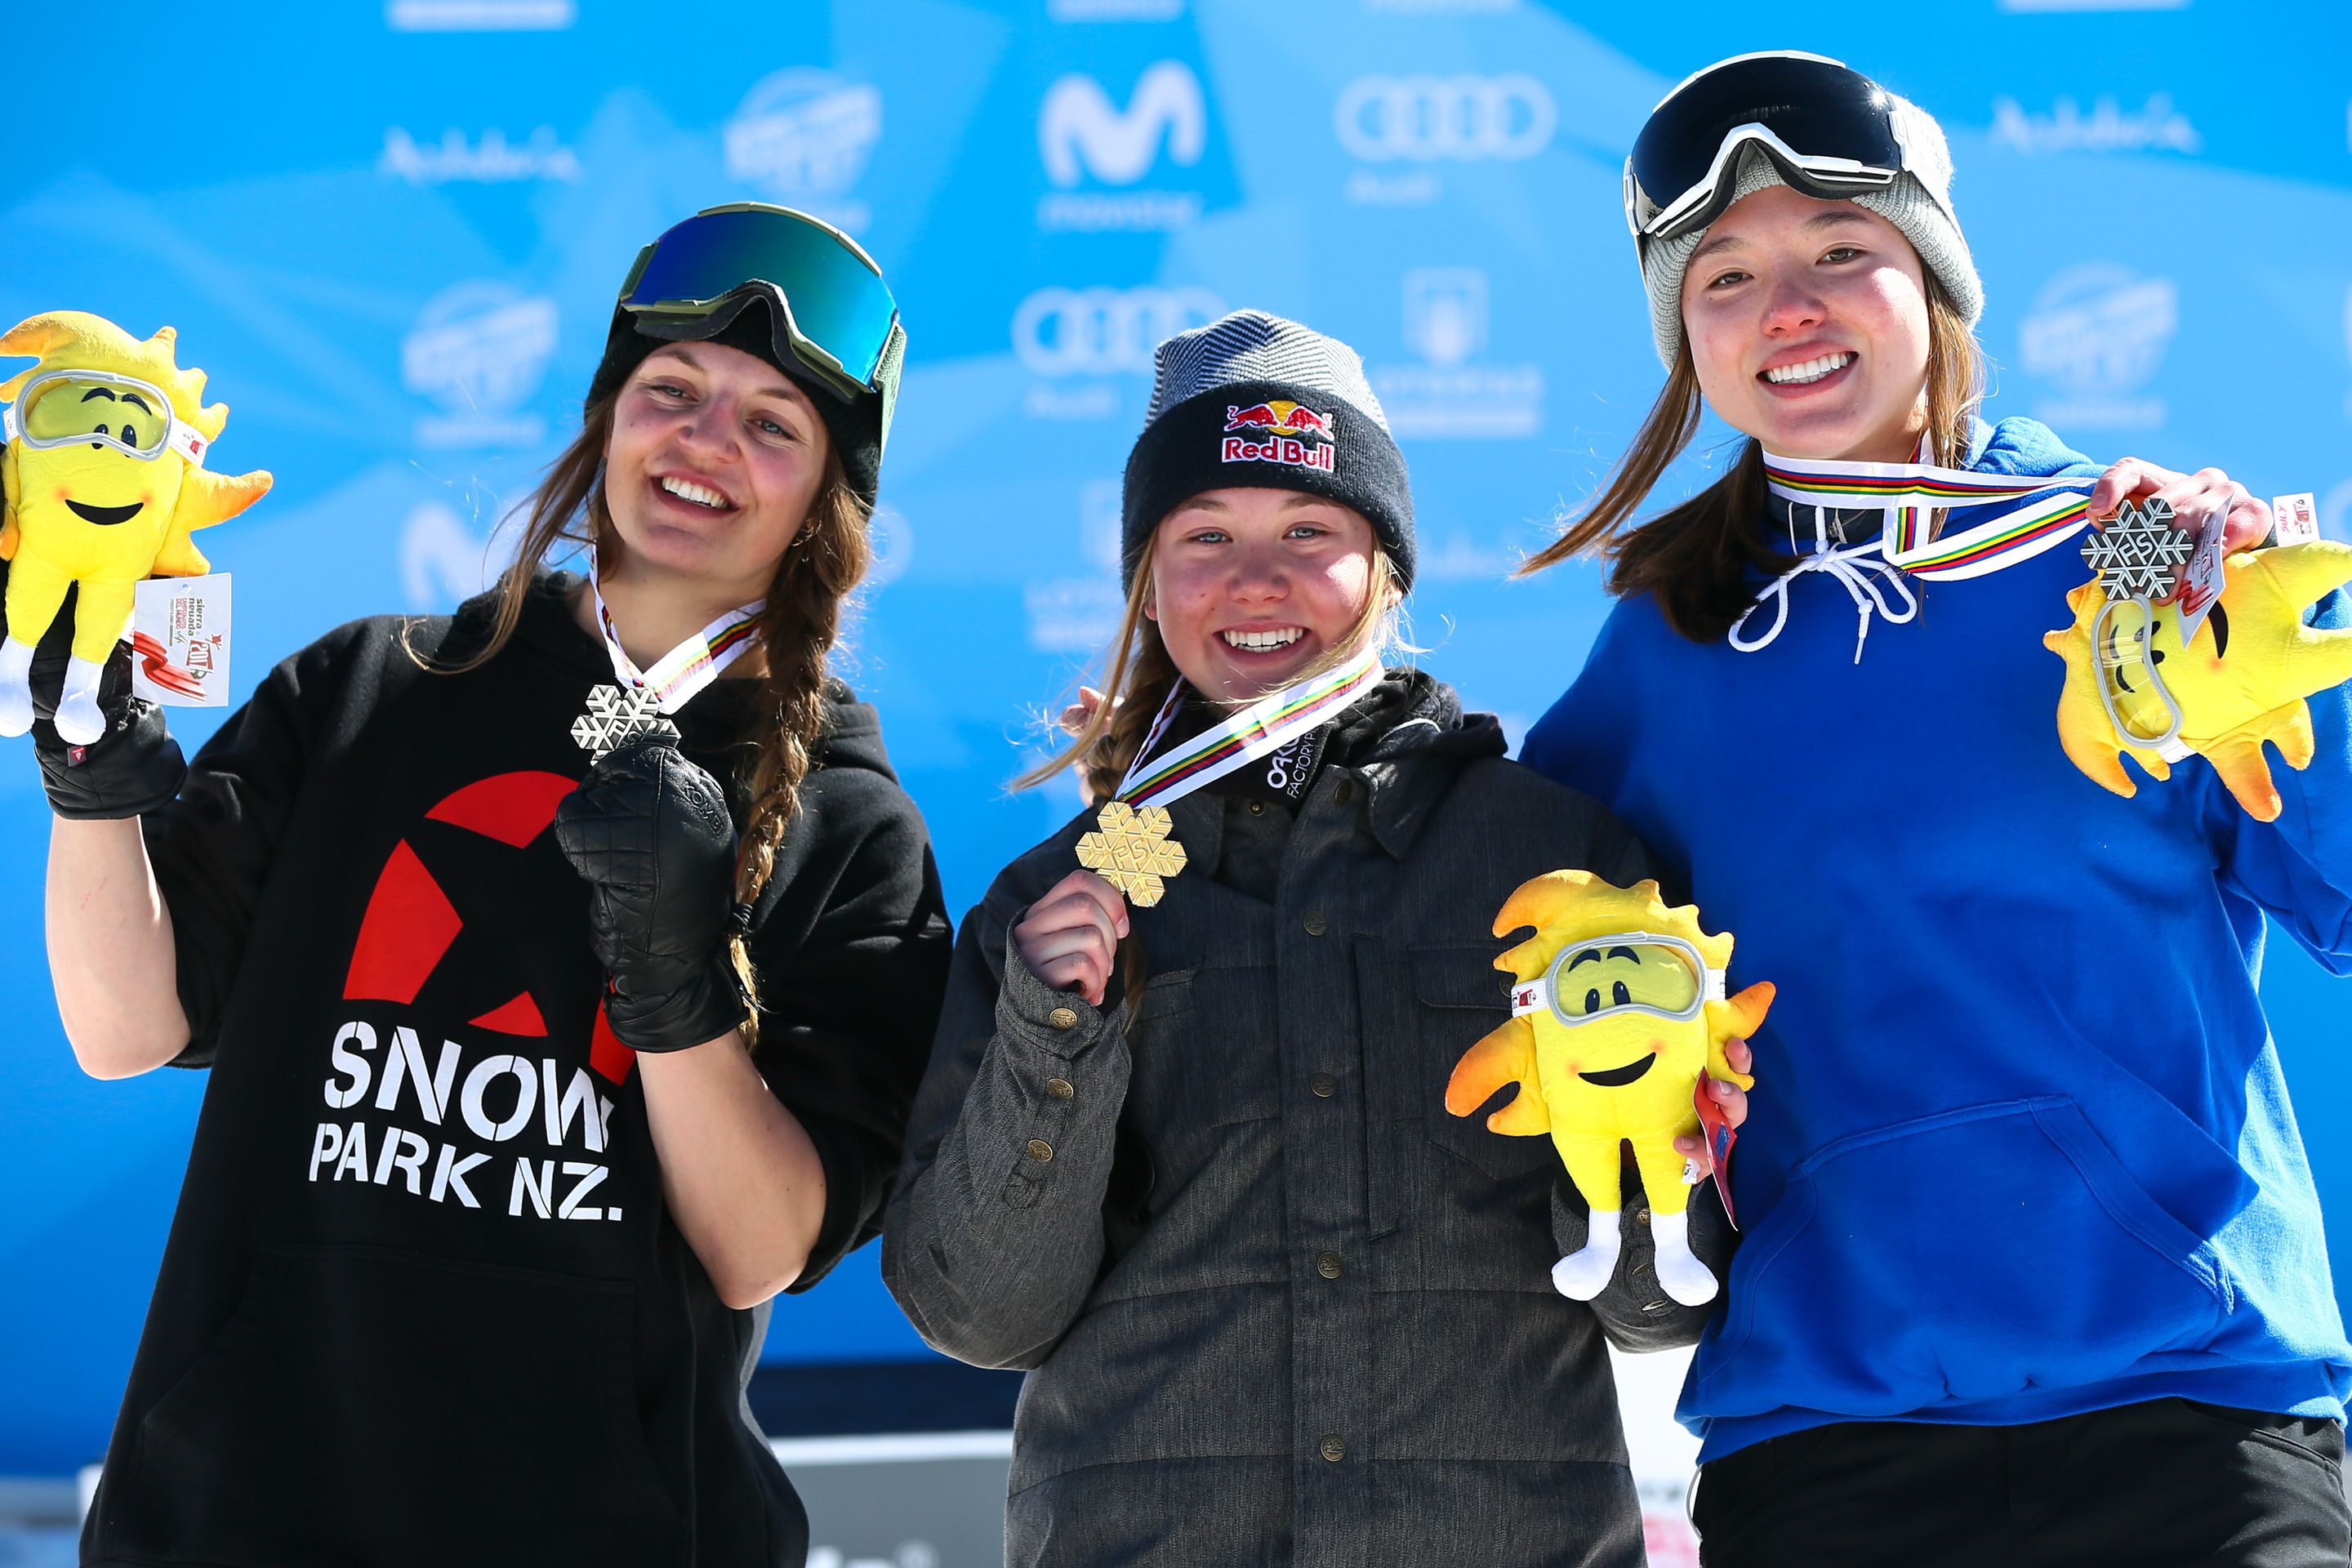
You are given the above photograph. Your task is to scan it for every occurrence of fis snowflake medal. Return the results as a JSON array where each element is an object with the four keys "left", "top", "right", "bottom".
[
  {"left": 572, "top": 684, "right": 675, "bottom": 760},
  {"left": 1444, "top": 871, "right": 1769, "bottom": 1307},
  {"left": 1075, "top": 800, "right": 1188, "bottom": 906},
  {"left": 2046, "top": 537, "right": 2352, "bottom": 822}
]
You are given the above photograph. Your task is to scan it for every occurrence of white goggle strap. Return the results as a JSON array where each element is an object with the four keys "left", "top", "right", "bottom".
[
  {"left": 1510, "top": 975, "right": 1552, "bottom": 1019},
  {"left": 1, "top": 403, "right": 16, "bottom": 444},
  {"left": 167, "top": 418, "right": 209, "bottom": 466}
]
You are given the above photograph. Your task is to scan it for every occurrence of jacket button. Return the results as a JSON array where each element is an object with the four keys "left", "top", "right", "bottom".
[
  {"left": 1026, "top": 1139, "right": 1054, "bottom": 1163},
  {"left": 1303, "top": 911, "right": 1328, "bottom": 937},
  {"left": 1047, "top": 1006, "right": 1079, "bottom": 1030},
  {"left": 1046, "top": 1078, "right": 1075, "bottom": 1101},
  {"left": 1310, "top": 1073, "right": 1338, "bottom": 1098},
  {"left": 1248, "top": 800, "right": 1267, "bottom": 816},
  {"left": 1316, "top": 1251, "right": 1343, "bottom": 1279},
  {"left": 1320, "top": 1433, "right": 1346, "bottom": 1463},
  {"left": 1334, "top": 780, "right": 1354, "bottom": 804}
]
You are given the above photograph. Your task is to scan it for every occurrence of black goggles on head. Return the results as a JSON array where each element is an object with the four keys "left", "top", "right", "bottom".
[
  {"left": 615, "top": 202, "right": 903, "bottom": 408},
  {"left": 1624, "top": 51, "right": 1907, "bottom": 244}
]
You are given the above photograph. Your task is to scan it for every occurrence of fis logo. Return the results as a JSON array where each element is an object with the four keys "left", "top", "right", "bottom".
[{"left": 1222, "top": 401, "right": 1337, "bottom": 472}]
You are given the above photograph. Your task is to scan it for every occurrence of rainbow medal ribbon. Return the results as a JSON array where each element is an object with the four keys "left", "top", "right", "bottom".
[
  {"left": 572, "top": 558, "right": 765, "bottom": 760},
  {"left": 1761, "top": 451, "right": 2101, "bottom": 581},
  {"left": 1077, "top": 647, "right": 1387, "bottom": 907}
]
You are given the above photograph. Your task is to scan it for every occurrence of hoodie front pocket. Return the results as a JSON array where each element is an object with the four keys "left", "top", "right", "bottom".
[
  {"left": 118, "top": 1243, "right": 681, "bottom": 1568},
  {"left": 1699, "top": 1097, "right": 2229, "bottom": 1418}
]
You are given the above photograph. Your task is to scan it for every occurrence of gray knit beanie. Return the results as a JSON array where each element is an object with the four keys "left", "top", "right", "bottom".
[
  {"left": 1638, "top": 91, "right": 1983, "bottom": 369},
  {"left": 1122, "top": 310, "right": 1415, "bottom": 590}
]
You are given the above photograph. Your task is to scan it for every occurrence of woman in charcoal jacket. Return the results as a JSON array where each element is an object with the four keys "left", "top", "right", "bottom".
[{"left": 884, "top": 309, "right": 1754, "bottom": 1566}]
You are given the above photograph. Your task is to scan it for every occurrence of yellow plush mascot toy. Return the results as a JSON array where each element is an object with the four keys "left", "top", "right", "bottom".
[
  {"left": 2045, "top": 540, "right": 2352, "bottom": 822},
  {"left": 0, "top": 312, "right": 270, "bottom": 743},
  {"left": 1446, "top": 871, "right": 1769, "bottom": 1306}
]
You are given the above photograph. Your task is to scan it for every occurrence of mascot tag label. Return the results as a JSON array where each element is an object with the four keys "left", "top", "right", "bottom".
[
  {"left": 1694, "top": 1076, "right": 1738, "bottom": 1230},
  {"left": 131, "top": 573, "right": 229, "bottom": 706},
  {"left": 2274, "top": 494, "right": 2319, "bottom": 548}
]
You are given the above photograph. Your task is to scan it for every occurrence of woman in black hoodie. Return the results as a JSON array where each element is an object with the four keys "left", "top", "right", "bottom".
[{"left": 36, "top": 203, "right": 951, "bottom": 1568}]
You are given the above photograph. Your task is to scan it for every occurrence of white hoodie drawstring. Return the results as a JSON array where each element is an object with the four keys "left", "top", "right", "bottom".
[{"left": 1727, "top": 504, "right": 1918, "bottom": 664}]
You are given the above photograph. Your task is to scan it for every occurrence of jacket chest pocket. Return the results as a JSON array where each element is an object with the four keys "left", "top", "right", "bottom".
[
  {"left": 1122, "top": 963, "right": 1281, "bottom": 1156},
  {"left": 1397, "top": 942, "right": 1559, "bottom": 1185}
]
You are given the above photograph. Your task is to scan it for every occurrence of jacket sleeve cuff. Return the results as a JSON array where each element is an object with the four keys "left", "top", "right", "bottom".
[{"left": 996, "top": 931, "right": 1115, "bottom": 1060}]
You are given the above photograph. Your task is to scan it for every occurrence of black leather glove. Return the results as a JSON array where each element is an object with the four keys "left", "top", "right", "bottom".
[
  {"left": 552, "top": 733, "right": 751, "bottom": 1053},
  {"left": 30, "top": 637, "right": 186, "bottom": 821}
]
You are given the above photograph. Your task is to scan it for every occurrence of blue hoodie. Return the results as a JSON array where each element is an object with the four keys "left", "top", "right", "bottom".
[{"left": 1522, "top": 417, "right": 2352, "bottom": 1461}]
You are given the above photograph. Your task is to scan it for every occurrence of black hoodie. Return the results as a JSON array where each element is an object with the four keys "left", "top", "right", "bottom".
[{"left": 82, "top": 572, "right": 952, "bottom": 1568}]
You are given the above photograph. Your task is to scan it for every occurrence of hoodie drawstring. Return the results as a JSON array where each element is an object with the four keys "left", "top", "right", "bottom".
[{"left": 1727, "top": 505, "right": 1918, "bottom": 665}]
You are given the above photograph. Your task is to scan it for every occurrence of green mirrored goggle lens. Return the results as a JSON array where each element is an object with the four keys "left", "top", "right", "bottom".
[{"left": 618, "top": 205, "right": 899, "bottom": 393}]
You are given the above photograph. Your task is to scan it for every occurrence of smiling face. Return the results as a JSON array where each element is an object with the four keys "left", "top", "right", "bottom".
[
  {"left": 599, "top": 342, "right": 832, "bottom": 605},
  {"left": 1145, "top": 487, "right": 1385, "bottom": 704},
  {"left": 1680, "top": 183, "right": 1933, "bottom": 464}
]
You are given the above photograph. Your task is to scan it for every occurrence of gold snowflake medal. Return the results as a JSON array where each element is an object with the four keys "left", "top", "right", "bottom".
[
  {"left": 1076, "top": 648, "right": 1388, "bottom": 909},
  {"left": 1076, "top": 800, "right": 1190, "bottom": 907}
]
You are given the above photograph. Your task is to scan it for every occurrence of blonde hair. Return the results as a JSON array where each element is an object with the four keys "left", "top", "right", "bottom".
[
  {"left": 418, "top": 385, "right": 871, "bottom": 1049},
  {"left": 1517, "top": 275, "right": 1984, "bottom": 640}
]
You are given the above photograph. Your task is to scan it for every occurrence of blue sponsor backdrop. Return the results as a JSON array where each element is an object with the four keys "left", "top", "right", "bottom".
[{"left": 3, "top": 0, "right": 2349, "bottom": 1476}]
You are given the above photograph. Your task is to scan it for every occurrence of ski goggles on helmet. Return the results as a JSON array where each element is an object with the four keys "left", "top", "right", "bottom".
[
  {"left": 1510, "top": 933, "right": 1725, "bottom": 1028},
  {"left": 614, "top": 202, "right": 904, "bottom": 411},
  {"left": 1624, "top": 51, "right": 1911, "bottom": 243},
  {"left": 2, "top": 368, "right": 211, "bottom": 466}
]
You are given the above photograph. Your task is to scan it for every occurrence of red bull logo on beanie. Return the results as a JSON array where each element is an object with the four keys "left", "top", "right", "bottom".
[{"left": 1222, "top": 399, "right": 1338, "bottom": 473}]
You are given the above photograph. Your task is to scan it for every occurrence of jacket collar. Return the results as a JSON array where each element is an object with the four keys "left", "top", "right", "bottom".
[
  {"left": 1152, "top": 670, "right": 1502, "bottom": 868},
  {"left": 1336, "top": 671, "right": 1505, "bottom": 860}
]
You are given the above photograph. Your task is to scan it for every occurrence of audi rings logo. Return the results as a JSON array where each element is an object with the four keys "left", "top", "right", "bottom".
[
  {"left": 1334, "top": 74, "right": 1555, "bottom": 163},
  {"left": 1013, "top": 286, "right": 1224, "bottom": 377}
]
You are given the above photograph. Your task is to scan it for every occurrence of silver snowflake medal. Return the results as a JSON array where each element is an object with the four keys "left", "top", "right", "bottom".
[
  {"left": 2082, "top": 496, "right": 2196, "bottom": 604},
  {"left": 572, "top": 683, "right": 675, "bottom": 760},
  {"left": 2082, "top": 498, "right": 2190, "bottom": 752}
]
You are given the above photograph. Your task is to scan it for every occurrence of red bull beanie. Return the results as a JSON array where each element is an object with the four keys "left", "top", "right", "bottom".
[{"left": 1123, "top": 310, "right": 1414, "bottom": 590}]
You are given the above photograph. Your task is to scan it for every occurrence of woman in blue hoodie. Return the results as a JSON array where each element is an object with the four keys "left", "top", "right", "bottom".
[{"left": 1519, "top": 52, "right": 2352, "bottom": 1567}]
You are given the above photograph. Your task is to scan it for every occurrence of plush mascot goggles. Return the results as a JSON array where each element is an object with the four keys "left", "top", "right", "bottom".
[
  {"left": 1508, "top": 933, "right": 1726, "bottom": 1029},
  {"left": 2092, "top": 597, "right": 2185, "bottom": 751},
  {"left": 3, "top": 368, "right": 212, "bottom": 466}
]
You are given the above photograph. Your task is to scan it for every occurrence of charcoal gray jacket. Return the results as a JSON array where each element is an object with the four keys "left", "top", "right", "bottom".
[{"left": 883, "top": 675, "right": 1731, "bottom": 1566}]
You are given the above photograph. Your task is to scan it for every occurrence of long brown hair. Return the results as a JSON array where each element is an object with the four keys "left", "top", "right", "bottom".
[
  {"left": 421, "top": 387, "right": 871, "bottom": 1048},
  {"left": 1017, "top": 547, "right": 1401, "bottom": 804},
  {"left": 1517, "top": 275, "right": 1984, "bottom": 640}
]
